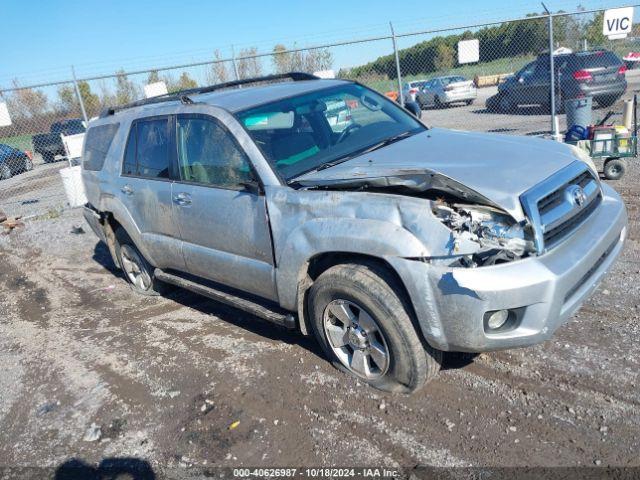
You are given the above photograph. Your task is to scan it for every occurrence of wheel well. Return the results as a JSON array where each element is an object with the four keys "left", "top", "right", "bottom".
[
  {"left": 101, "top": 212, "right": 123, "bottom": 269},
  {"left": 297, "top": 252, "right": 419, "bottom": 339}
]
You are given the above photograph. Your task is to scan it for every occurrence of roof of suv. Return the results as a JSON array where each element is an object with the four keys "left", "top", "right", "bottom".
[
  {"left": 105, "top": 78, "right": 351, "bottom": 120},
  {"left": 196, "top": 78, "right": 349, "bottom": 112}
]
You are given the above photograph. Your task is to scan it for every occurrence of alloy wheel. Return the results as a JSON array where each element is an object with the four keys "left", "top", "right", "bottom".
[
  {"left": 322, "top": 299, "right": 390, "bottom": 379},
  {"left": 120, "top": 245, "right": 152, "bottom": 291}
]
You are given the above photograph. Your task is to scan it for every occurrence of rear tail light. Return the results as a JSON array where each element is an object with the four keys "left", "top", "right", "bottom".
[
  {"left": 572, "top": 70, "right": 593, "bottom": 81},
  {"left": 24, "top": 150, "right": 33, "bottom": 160},
  {"left": 618, "top": 65, "right": 627, "bottom": 75}
]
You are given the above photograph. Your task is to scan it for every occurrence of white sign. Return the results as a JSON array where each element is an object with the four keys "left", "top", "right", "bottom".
[
  {"left": 0, "top": 102, "right": 11, "bottom": 127},
  {"left": 458, "top": 39, "right": 480, "bottom": 65},
  {"left": 144, "top": 81, "right": 168, "bottom": 98},
  {"left": 603, "top": 7, "right": 634, "bottom": 40},
  {"left": 313, "top": 69, "right": 335, "bottom": 79}
]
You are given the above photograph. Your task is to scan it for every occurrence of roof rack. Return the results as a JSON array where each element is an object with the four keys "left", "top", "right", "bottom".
[{"left": 99, "top": 72, "right": 319, "bottom": 118}]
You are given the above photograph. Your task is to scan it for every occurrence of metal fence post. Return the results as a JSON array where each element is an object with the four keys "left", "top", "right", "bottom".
[
  {"left": 71, "top": 66, "right": 88, "bottom": 124},
  {"left": 390, "top": 22, "right": 404, "bottom": 106},
  {"left": 544, "top": 5, "right": 559, "bottom": 140},
  {"left": 231, "top": 45, "right": 240, "bottom": 82}
]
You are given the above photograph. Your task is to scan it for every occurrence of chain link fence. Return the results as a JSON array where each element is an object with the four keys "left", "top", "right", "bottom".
[{"left": 0, "top": 6, "right": 637, "bottom": 219}]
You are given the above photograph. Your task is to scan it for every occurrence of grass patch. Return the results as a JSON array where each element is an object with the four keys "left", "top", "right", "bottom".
[
  {"left": 352, "top": 55, "right": 535, "bottom": 93},
  {"left": 0, "top": 134, "right": 34, "bottom": 152}
]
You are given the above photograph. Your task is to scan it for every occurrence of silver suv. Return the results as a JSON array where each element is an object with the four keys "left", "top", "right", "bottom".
[{"left": 82, "top": 73, "right": 627, "bottom": 393}]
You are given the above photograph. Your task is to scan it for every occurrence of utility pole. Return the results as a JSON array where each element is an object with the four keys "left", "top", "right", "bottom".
[
  {"left": 390, "top": 22, "right": 404, "bottom": 107},
  {"left": 71, "top": 66, "right": 88, "bottom": 124}
]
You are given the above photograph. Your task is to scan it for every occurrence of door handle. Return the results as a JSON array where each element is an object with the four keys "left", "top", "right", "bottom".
[
  {"left": 121, "top": 184, "right": 134, "bottom": 195},
  {"left": 173, "top": 192, "right": 192, "bottom": 206}
]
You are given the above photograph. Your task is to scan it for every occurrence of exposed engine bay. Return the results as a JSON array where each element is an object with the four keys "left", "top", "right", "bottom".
[{"left": 432, "top": 201, "right": 536, "bottom": 267}]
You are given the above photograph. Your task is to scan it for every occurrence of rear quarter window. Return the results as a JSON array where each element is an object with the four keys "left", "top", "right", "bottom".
[
  {"left": 83, "top": 123, "right": 120, "bottom": 171},
  {"left": 575, "top": 51, "right": 622, "bottom": 69}
]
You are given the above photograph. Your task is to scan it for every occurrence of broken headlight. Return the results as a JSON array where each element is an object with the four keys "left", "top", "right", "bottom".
[{"left": 433, "top": 202, "right": 536, "bottom": 266}]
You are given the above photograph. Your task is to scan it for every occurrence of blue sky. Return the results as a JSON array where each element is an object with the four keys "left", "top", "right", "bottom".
[{"left": 0, "top": 0, "right": 623, "bottom": 88}]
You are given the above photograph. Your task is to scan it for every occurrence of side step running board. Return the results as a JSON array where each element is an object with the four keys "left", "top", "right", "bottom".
[{"left": 154, "top": 269, "right": 297, "bottom": 330}]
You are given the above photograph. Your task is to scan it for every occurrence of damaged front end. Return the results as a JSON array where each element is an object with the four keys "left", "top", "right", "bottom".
[
  {"left": 432, "top": 202, "right": 536, "bottom": 267},
  {"left": 294, "top": 169, "right": 537, "bottom": 268}
]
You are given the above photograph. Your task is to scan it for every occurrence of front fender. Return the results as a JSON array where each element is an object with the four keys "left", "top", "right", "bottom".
[{"left": 274, "top": 219, "right": 428, "bottom": 311}]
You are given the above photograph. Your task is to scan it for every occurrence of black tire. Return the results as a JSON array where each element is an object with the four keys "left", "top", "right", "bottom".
[
  {"left": 434, "top": 96, "right": 443, "bottom": 109},
  {"left": 597, "top": 95, "right": 617, "bottom": 109},
  {"left": 603, "top": 158, "right": 626, "bottom": 180},
  {"left": 114, "top": 227, "right": 164, "bottom": 296},
  {"left": 0, "top": 163, "right": 11, "bottom": 180},
  {"left": 465, "top": 99, "right": 474, "bottom": 106},
  {"left": 498, "top": 94, "right": 514, "bottom": 113},
  {"left": 42, "top": 152, "right": 55, "bottom": 163},
  {"left": 308, "top": 262, "right": 442, "bottom": 393}
]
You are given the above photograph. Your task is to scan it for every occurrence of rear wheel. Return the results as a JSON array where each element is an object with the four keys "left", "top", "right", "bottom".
[
  {"left": 434, "top": 96, "right": 443, "bottom": 109},
  {"left": 308, "top": 262, "right": 442, "bottom": 393},
  {"left": 603, "top": 158, "right": 626, "bottom": 180},
  {"left": 42, "top": 152, "right": 55, "bottom": 163},
  {"left": 23, "top": 157, "right": 33, "bottom": 172},
  {"left": 114, "top": 227, "right": 164, "bottom": 296},
  {"left": 498, "top": 95, "right": 514, "bottom": 113},
  {"left": 597, "top": 95, "right": 617, "bottom": 108},
  {"left": 0, "top": 164, "right": 11, "bottom": 180}
]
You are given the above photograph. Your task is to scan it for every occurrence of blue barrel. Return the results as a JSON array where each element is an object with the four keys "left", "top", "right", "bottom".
[{"left": 565, "top": 96, "right": 593, "bottom": 136}]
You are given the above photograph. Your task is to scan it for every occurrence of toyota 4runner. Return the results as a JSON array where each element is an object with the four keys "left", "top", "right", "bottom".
[{"left": 82, "top": 73, "right": 627, "bottom": 393}]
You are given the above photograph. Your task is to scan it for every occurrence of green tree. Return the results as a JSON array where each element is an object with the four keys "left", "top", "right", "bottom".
[
  {"left": 433, "top": 43, "right": 455, "bottom": 71},
  {"left": 115, "top": 70, "right": 139, "bottom": 105},
  {"left": 585, "top": 12, "right": 606, "bottom": 48},
  {"left": 168, "top": 72, "right": 198, "bottom": 93},
  {"left": 147, "top": 70, "right": 161, "bottom": 84},
  {"left": 57, "top": 81, "right": 100, "bottom": 115}
]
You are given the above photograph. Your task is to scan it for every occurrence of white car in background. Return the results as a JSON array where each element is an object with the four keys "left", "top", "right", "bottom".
[
  {"left": 416, "top": 75, "right": 477, "bottom": 108},
  {"left": 401, "top": 80, "right": 429, "bottom": 102}
]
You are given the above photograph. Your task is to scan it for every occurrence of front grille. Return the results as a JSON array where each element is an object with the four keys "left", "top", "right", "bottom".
[{"left": 521, "top": 163, "right": 602, "bottom": 253}]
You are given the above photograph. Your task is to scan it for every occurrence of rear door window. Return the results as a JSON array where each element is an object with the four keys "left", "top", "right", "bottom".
[
  {"left": 122, "top": 117, "right": 171, "bottom": 179},
  {"left": 176, "top": 115, "right": 253, "bottom": 189},
  {"left": 83, "top": 123, "right": 119, "bottom": 171}
]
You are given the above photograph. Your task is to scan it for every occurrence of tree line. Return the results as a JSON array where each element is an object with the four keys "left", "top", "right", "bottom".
[
  {"left": 345, "top": 11, "right": 613, "bottom": 80},
  {"left": 0, "top": 43, "right": 333, "bottom": 132}
]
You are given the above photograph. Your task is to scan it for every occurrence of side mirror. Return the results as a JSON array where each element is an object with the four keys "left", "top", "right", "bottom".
[{"left": 239, "top": 176, "right": 262, "bottom": 194}]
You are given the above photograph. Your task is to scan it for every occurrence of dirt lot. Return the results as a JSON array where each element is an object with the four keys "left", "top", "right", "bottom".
[{"left": 0, "top": 162, "right": 639, "bottom": 478}]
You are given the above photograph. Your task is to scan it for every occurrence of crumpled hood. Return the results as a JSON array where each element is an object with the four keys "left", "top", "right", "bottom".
[{"left": 294, "top": 128, "right": 581, "bottom": 221}]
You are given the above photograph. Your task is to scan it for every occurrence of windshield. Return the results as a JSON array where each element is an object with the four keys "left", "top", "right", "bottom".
[
  {"left": 236, "top": 83, "right": 425, "bottom": 181},
  {"left": 441, "top": 76, "right": 466, "bottom": 85}
]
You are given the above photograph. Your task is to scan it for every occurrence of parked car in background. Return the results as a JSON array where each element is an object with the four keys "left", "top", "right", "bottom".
[
  {"left": 0, "top": 144, "right": 33, "bottom": 180},
  {"left": 33, "top": 118, "right": 86, "bottom": 163},
  {"left": 415, "top": 76, "right": 477, "bottom": 108},
  {"left": 82, "top": 73, "right": 626, "bottom": 393},
  {"left": 401, "top": 80, "right": 429, "bottom": 102},
  {"left": 487, "top": 50, "right": 627, "bottom": 113}
]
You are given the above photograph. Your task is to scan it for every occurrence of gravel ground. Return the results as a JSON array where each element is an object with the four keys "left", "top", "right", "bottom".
[{"left": 0, "top": 154, "right": 638, "bottom": 479}]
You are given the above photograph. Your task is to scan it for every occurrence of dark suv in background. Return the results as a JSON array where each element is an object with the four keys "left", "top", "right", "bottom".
[{"left": 487, "top": 50, "right": 627, "bottom": 113}]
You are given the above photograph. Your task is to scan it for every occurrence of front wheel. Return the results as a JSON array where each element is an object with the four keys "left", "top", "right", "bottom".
[
  {"left": 308, "top": 262, "right": 442, "bottom": 393},
  {"left": 0, "top": 164, "right": 11, "bottom": 180}
]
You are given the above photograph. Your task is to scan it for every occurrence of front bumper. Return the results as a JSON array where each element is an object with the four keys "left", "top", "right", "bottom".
[{"left": 388, "top": 183, "right": 627, "bottom": 352}]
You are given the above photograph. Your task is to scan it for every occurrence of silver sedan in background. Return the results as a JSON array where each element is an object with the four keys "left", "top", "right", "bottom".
[{"left": 416, "top": 75, "right": 477, "bottom": 108}]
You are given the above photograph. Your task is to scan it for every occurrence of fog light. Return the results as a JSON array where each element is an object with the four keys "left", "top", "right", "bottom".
[{"left": 486, "top": 309, "right": 509, "bottom": 330}]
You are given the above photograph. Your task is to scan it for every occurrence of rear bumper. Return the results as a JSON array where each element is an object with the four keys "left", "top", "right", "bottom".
[
  {"left": 83, "top": 204, "right": 107, "bottom": 244},
  {"left": 443, "top": 90, "right": 477, "bottom": 103},
  {"left": 389, "top": 183, "right": 627, "bottom": 352},
  {"left": 572, "top": 79, "right": 626, "bottom": 100}
]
